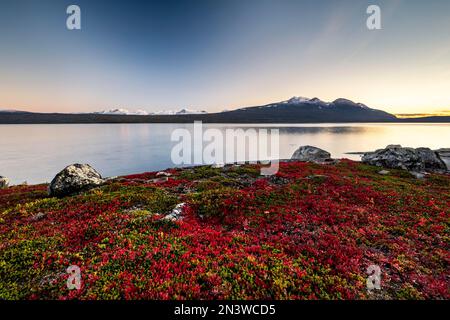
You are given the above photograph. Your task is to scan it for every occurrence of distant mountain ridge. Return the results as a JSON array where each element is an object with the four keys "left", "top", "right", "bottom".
[
  {"left": 94, "top": 108, "right": 208, "bottom": 116},
  {"left": 152, "top": 108, "right": 208, "bottom": 115},
  {"left": 94, "top": 108, "right": 150, "bottom": 116},
  {"left": 1, "top": 96, "right": 449, "bottom": 123},
  {"left": 0, "top": 109, "right": 29, "bottom": 113},
  {"left": 224, "top": 96, "right": 397, "bottom": 122}
]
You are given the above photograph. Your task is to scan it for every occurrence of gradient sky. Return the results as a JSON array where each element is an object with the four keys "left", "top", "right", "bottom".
[{"left": 1, "top": 0, "right": 450, "bottom": 114}]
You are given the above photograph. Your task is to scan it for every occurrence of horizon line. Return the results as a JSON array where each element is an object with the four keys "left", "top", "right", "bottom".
[{"left": 2, "top": 95, "right": 450, "bottom": 117}]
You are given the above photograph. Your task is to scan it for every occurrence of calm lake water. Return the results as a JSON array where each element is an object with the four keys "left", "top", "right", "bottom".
[{"left": 1, "top": 123, "right": 449, "bottom": 185}]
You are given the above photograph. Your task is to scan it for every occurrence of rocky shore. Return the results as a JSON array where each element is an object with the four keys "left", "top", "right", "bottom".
[
  {"left": 0, "top": 145, "right": 449, "bottom": 300},
  {"left": 1, "top": 145, "right": 448, "bottom": 192}
]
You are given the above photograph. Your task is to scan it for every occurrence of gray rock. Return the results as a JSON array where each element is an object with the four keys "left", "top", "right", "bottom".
[
  {"left": 267, "top": 175, "right": 289, "bottom": 185},
  {"left": 0, "top": 176, "right": 9, "bottom": 189},
  {"left": 362, "top": 145, "right": 447, "bottom": 173},
  {"left": 440, "top": 157, "right": 450, "bottom": 171},
  {"left": 291, "top": 145, "right": 331, "bottom": 163},
  {"left": 156, "top": 171, "right": 172, "bottom": 177},
  {"left": 31, "top": 212, "right": 46, "bottom": 221},
  {"left": 48, "top": 164, "right": 104, "bottom": 197},
  {"left": 415, "top": 148, "right": 447, "bottom": 171},
  {"left": 434, "top": 148, "right": 450, "bottom": 170},
  {"left": 162, "top": 203, "right": 185, "bottom": 221},
  {"left": 410, "top": 171, "right": 425, "bottom": 179},
  {"left": 435, "top": 148, "right": 450, "bottom": 157},
  {"left": 386, "top": 144, "right": 402, "bottom": 149},
  {"left": 378, "top": 170, "right": 390, "bottom": 175},
  {"left": 104, "top": 176, "right": 119, "bottom": 181}
]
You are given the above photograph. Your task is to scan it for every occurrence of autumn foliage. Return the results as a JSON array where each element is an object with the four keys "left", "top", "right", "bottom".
[{"left": 0, "top": 160, "right": 448, "bottom": 299}]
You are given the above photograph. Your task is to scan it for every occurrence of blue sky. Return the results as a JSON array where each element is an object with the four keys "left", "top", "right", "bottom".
[{"left": 1, "top": 0, "right": 450, "bottom": 114}]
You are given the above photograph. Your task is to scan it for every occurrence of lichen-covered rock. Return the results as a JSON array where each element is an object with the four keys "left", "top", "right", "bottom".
[
  {"left": 0, "top": 176, "right": 9, "bottom": 189},
  {"left": 415, "top": 148, "right": 448, "bottom": 171},
  {"left": 362, "top": 145, "right": 447, "bottom": 172},
  {"left": 291, "top": 145, "right": 331, "bottom": 162},
  {"left": 48, "top": 164, "right": 104, "bottom": 197}
]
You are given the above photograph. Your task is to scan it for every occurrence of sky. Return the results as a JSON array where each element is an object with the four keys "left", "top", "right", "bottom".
[{"left": 0, "top": 0, "right": 449, "bottom": 115}]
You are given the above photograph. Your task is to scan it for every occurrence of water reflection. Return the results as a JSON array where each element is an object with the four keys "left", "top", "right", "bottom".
[
  {"left": 278, "top": 126, "right": 373, "bottom": 135},
  {"left": 0, "top": 123, "right": 448, "bottom": 184}
]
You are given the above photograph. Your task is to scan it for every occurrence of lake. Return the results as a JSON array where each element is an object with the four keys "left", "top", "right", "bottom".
[{"left": 1, "top": 123, "right": 449, "bottom": 185}]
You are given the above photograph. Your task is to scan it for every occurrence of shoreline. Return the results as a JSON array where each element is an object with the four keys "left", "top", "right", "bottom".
[
  {"left": 3, "top": 153, "right": 450, "bottom": 187},
  {"left": 3, "top": 151, "right": 450, "bottom": 187},
  {"left": 1, "top": 111, "right": 450, "bottom": 125}
]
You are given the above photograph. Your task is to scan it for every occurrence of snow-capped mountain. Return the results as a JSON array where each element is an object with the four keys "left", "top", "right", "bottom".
[
  {"left": 278, "top": 97, "right": 369, "bottom": 108},
  {"left": 94, "top": 108, "right": 208, "bottom": 116},
  {"left": 0, "top": 96, "right": 401, "bottom": 123},
  {"left": 94, "top": 108, "right": 149, "bottom": 115},
  {"left": 152, "top": 108, "right": 208, "bottom": 115},
  {"left": 282, "top": 96, "right": 311, "bottom": 104},
  {"left": 232, "top": 96, "right": 396, "bottom": 122}
]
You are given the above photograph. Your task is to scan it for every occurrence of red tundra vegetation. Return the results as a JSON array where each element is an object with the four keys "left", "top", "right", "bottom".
[{"left": 0, "top": 160, "right": 448, "bottom": 299}]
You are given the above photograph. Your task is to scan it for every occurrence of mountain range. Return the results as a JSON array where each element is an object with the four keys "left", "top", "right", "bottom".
[
  {"left": 94, "top": 108, "right": 208, "bottom": 116},
  {"left": 218, "top": 96, "right": 397, "bottom": 122},
  {"left": 0, "top": 97, "right": 449, "bottom": 123}
]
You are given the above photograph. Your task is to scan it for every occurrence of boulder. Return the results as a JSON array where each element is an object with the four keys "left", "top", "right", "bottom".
[
  {"left": 291, "top": 146, "right": 331, "bottom": 163},
  {"left": 48, "top": 164, "right": 104, "bottom": 197},
  {"left": 0, "top": 176, "right": 9, "bottom": 189},
  {"left": 362, "top": 145, "right": 447, "bottom": 172},
  {"left": 436, "top": 149, "right": 450, "bottom": 171},
  {"left": 415, "top": 148, "right": 447, "bottom": 171}
]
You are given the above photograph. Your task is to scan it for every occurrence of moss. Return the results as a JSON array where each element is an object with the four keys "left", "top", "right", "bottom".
[
  {"left": 194, "top": 175, "right": 239, "bottom": 191},
  {"left": 189, "top": 187, "right": 239, "bottom": 219},
  {"left": 227, "top": 165, "right": 260, "bottom": 178},
  {"left": 195, "top": 180, "right": 222, "bottom": 192},
  {"left": 178, "top": 166, "right": 222, "bottom": 180},
  {"left": 395, "top": 283, "right": 424, "bottom": 299},
  {"left": 0, "top": 238, "right": 59, "bottom": 299},
  {"left": 109, "top": 186, "right": 179, "bottom": 213}
]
